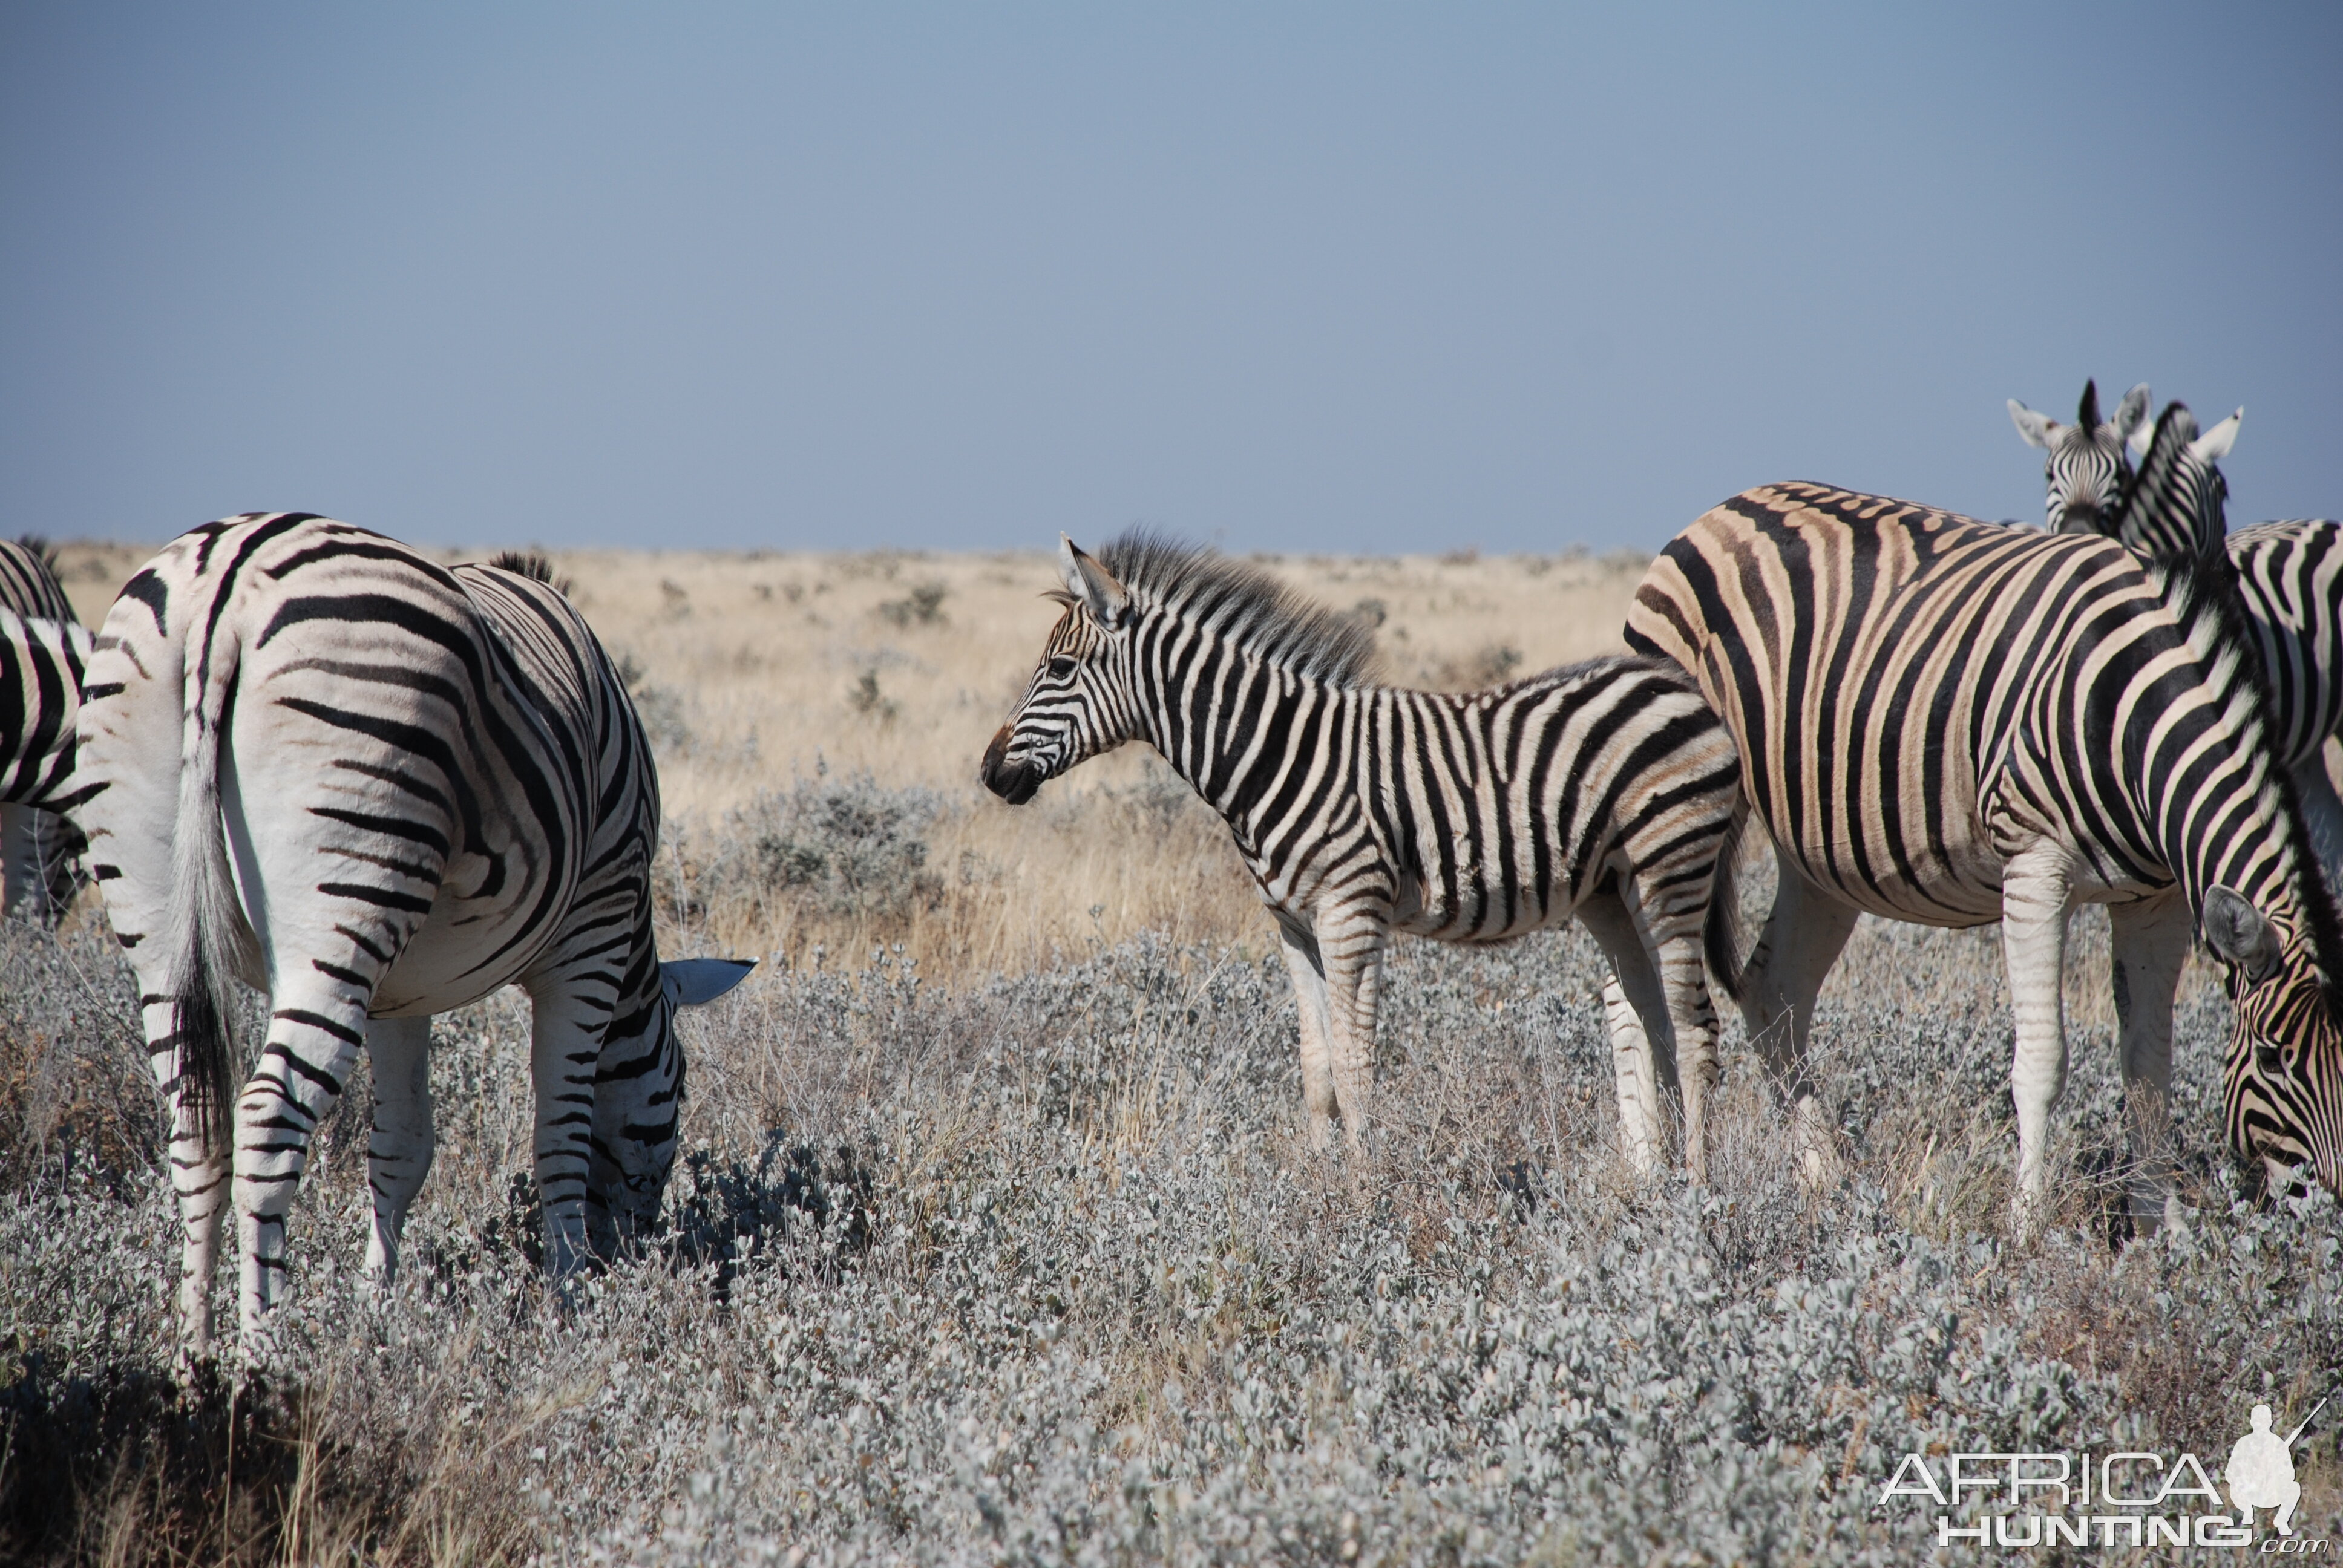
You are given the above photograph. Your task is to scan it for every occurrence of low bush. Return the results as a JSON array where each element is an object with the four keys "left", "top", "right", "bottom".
[{"left": 0, "top": 910, "right": 2335, "bottom": 1564}]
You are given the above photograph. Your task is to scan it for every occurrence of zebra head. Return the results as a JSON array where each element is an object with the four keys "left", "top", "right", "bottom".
[
  {"left": 2008, "top": 379, "right": 2152, "bottom": 535},
  {"left": 981, "top": 535, "right": 1141, "bottom": 806},
  {"left": 587, "top": 955, "right": 756, "bottom": 1244},
  {"left": 2202, "top": 888, "right": 2343, "bottom": 1195},
  {"left": 2112, "top": 400, "right": 2241, "bottom": 566}
]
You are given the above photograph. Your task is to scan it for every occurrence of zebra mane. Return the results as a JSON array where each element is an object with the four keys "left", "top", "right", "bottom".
[
  {"left": 1094, "top": 531, "right": 1379, "bottom": 688},
  {"left": 2115, "top": 402, "right": 2227, "bottom": 566},
  {"left": 13, "top": 534, "right": 58, "bottom": 569},
  {"left": 486, "top": 549, "right": 576, "bottom": 598}
]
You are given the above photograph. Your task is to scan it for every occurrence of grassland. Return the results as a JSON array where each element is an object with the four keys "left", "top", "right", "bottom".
[{"left": 2, "top": 536, "right": 2339, "bottom": 1564}]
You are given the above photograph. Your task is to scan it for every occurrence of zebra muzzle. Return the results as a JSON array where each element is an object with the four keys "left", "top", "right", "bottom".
[{"left": 981, "top": 725, "right": 1041, "bottom": 805}]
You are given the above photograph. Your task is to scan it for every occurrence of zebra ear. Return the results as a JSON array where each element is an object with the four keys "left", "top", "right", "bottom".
[
  {"left": 2114, "top": 382, "right": 2152, "bottom": 445},
  {"left": 2203, "top": 886, "right": 2282, "bottom": 985},
  {"left": 2191, "top": 408, "right": 2242, "bottom": 465},
  {"left": 1058, "top": 535, "right": 1130, "bottom": 628},
  {"left": 2008, "top": 400, "right": 2057, "bottom": 449},
  {"left": 2076, "top": 379, "right": 2102, "bottom": 431},
  {"left": 661, "top": 957, "right": 756, "bottom": 1008}
]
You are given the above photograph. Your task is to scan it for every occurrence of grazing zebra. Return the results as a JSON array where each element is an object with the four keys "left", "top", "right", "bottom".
[
  {"left": 981, "top": 533, "right": 1746, "bottom": 1174},
  {"left": 71, "top": 514, "right": 752, "bottom": 1350},
  {"left": 2006, "top": 379, "right": 2152, "bottom": 534},
  {"left": 0, "top": 537, "right": 85, "bottom": 921},
  {"left": 1628, "top": 415, "right": 2343, "bottom": 1229},
  {"left": 2017, "top": 382, "right": 2343, "bottom": 872}
]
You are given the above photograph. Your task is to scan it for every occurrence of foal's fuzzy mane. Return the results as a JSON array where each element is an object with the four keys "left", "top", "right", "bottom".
[
  {"left": 1094, "top": 531, "right": 1380, "bottom": 687},
  {"left": 484, "top": 549, "right": 576, "bottom": 598}
]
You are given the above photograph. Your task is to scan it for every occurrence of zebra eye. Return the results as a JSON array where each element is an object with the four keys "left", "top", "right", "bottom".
[{"left": 1047, "top": 655, "right": 1078, "bottom": 679}]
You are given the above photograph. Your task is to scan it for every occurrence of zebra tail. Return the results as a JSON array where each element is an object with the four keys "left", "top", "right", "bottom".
[
  {"left": 1703, "top": 808, "right": 1748, "bottom": 1007},
  {"left": 163, "top": 630, "right": 245, "bottom": 1157}
]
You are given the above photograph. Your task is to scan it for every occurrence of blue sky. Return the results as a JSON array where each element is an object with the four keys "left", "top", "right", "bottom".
[{"left": 2, "top": 4, "right": 2336, "bottom": 552}]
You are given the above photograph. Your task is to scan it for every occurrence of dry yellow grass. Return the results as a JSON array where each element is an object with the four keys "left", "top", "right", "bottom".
[{"left": 46, "top": 536, "right": 1656, "bottom": 979}]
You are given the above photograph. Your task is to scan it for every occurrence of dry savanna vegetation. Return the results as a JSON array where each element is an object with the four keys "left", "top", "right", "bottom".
[{"left": 2, "top": 533, "right": 2338, "bottom": 1564}]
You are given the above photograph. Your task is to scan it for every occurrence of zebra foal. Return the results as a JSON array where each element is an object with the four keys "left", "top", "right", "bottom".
[
  {"left": 0, "top": 537, "right": 85, "bottom": 921},
  {"left": 70, "top": 514, "right": 751, "bottom": 1350},
  {"left": 1628, "top": 414, "right": 2343, "bottom": 1229},
  {"left": 982, "top": 534, "right": 1745, "bottom": 1174}
]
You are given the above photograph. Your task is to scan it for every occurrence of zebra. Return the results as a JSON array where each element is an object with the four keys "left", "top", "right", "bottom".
[
  {"left": 69, "top": 514, "right": 753, "bottom": 1350},
  {"left": 2017, "top": 381, "right": 2343, "bottom": 874},
  {"left": 0, "top": 537, "right": 86, "bottom": 921},
  {"left": 2006, "top": 378, "right": 2152, "bottom": 534},
  {"left": 1627, "top": 411, "right": 2343, "bottom": 1230},
  {"left": 0, "top": 596, "right": 94, "bottom": 837},
  {"left": 981, "top": 532, "right": 1747, "bottom": 1175}
]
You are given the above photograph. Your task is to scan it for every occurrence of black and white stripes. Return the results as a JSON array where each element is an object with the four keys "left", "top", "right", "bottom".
[
  {"left": 1628, "top": 433, "right": 2343, "bottom": 1223},
  {"left": 71, "top": 514, "right": 750, "bottom": 1350},
  {"left": 2017, "top": 381, "right": 2343, "bottom": 873},
  {"left": 983, "top": 533, "right": 1746, "bottom": 1174},
  {"left": 0, "top": 537, "right": 86, "bottom": 921}
]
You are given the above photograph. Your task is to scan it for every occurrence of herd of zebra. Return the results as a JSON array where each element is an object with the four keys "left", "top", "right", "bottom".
[{"left": 0, "top": 380, "right": 2338, "bottom": 1357}]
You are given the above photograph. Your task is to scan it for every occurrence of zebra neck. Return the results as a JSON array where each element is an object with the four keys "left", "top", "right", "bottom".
[
  {"left": 2146, "top": 558, "right": 2337, "bottom": 956},
  {"left": 1144, "top": 645, "right": 1360, "bottom": 834}
]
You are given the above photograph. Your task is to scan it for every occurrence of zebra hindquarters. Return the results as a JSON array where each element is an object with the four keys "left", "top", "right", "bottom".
[
  {"left": 1576, "top": 831, "right": 1735, "bottom": 1185},
  {"left": 211, "top": 673, "right": 455, "bottom": 1339},
  {"left": 1578, "top": 691, "right": 1746, "bottom": 1185},
  {"left": 77, "top": 577, "right": 236, "bottom": 1350}
]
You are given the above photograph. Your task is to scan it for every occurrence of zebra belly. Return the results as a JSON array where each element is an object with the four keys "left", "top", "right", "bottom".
[
  {"left": 1389, "top": 897, "right": 1568, "bottom": 944},
  {"left": 367, "top": 879, "right": 568, "bottom": 1016},
  {"left": 1764, "top": 823, "right": 2010, "bottom": 928}
]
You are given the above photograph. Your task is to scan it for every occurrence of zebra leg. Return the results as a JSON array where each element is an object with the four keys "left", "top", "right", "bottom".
[
  {"left": 233, "top": 991, "right": 372, "bottom": 1341},
  {"left": 362, "top": 1014, "right": 435, "bottom": 1285},
  {"left": 1633, "top": 878, "right": 1726, "bottom": 1184},
  {"left": 1316, "top": 909, "right": 1390, "bottom": 1152},
  {"left": 1577, "top": 893, "right": 1677, "bottom": 1177},
  {"left": 2289, "top": 750, "right": 2343, "bottom": 887},
  {"left": 0, "top": 803, "right": 45, "bottom": 921},
  {"left": 1735, "top": 855, "right": 1858, "bottom": 1186},
  {"left": 2001, "top": 845, "right": 2076, "bottom": 1236},
  {"left": 527, "top": 990, "right": 607, "bottom": 1283},
  {"left": 2107, "top": 890, "right": 2191, "bottom": 1236},
  {"left": 1274, "top": 917, "right": 1340, "bottom": 1150},
  {"left": 139, "top": 992, "right": 232, "bottom": 1354}
]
